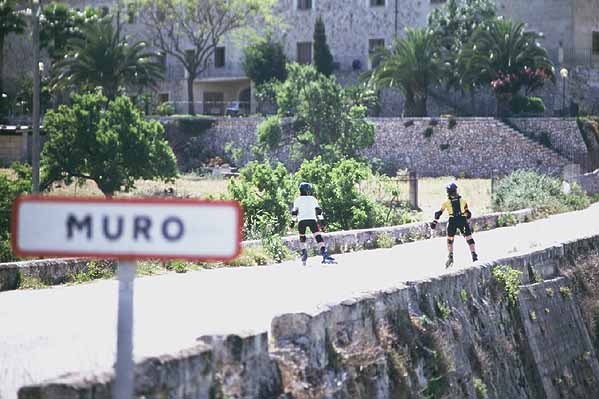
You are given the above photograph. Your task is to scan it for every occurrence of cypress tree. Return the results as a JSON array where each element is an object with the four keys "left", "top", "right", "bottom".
[{"left": 313, "top": 16, "right": 334, "bottom": 76}]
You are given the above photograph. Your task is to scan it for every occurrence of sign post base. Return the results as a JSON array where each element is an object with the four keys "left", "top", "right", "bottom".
[{"left": 113, "top": 261, "right": 136, "bottom": 399}]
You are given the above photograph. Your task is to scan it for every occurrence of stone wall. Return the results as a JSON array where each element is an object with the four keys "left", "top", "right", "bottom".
[
  {"left": 188, "top": 117, "right": 570, "bottom": 177},
  {"left": 0, "top": 133, "right": 25, "bottom": 165},
  {"left": 506, "top": 117, "right": 587, "bottom": 160},
  {"left": 0, "top": 258, "right": 116, "bottom": 292},
  {"left": 573, "top": 169, "right": 599, "bottom": 195},
  {"left": 19, "top": 227, "right": 599, "bottom": 399}
]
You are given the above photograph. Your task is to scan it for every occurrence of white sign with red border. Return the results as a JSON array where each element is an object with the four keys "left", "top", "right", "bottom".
[{"left": 12, "top": 196, "right": 242, "bottom": 261}]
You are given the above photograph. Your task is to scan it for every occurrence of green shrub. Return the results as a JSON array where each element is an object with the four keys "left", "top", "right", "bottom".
[
  {"left": 228, "top": 161, "right": 296, "bottom": 236},
  {"left": 448, "top": 117, "right": 457, "bottom": 129},
  {"left": 71, "top": 261, "right": 114, "bottom": 283},
  {"left": 226, "top": 247, "right": 271, "bottom": 267},
  {"left": 375, "top": 233, "right": 396, "bottom": 249},
  {"left": 423, "top": 126, "right": 434, "bottom": 138},
  {"left": 257, "top": 115, "right": 283, "bottom": 151},
  {"left": 510, "top": 95, "right": 545, "bottom": 115},
  {"left": 493, "top": 170, "right": 590, "bottom": 214},
  {"left": 167, "top": 260, "right": 189, "bottom": 273},
  {"left": 296, "top": 157, "right": 409, "bottom": 231},
  {"left": 0, "top": 163, "right": 31, "bottom": 262},
  {"left": 156, "top": 101, "right": 175, "bottom": 116}
]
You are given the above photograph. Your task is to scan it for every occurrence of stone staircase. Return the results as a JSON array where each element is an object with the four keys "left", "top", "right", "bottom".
[{"left": 496, "top": 119, "right": 573, "bottom": 168}]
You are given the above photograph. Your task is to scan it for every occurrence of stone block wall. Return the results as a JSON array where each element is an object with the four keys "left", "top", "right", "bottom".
[
  {"left": 182, "top": 117, "right": 571, "bottom": 177},
  {"left": 506, "top": 117, "right": 587, "bottom": 160},
  {"left": 0, "top": 134, "right": 24, "bottom": 165}
]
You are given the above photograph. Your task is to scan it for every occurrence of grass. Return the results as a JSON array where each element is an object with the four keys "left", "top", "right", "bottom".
[{"left": 40, "top": 173, "right": 229, "bottom": 199}]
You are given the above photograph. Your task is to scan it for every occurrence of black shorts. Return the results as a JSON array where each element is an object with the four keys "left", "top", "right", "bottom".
[
  {"left": 447, "top": 217, "right": 472, "bottom": 237},
  {"left": 298, "top": 220, "right": 320, "bottom": 235}
]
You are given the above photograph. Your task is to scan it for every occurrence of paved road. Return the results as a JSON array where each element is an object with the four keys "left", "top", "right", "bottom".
[{"left": 1, "top": 204, "right": 598, "bottom": 399}]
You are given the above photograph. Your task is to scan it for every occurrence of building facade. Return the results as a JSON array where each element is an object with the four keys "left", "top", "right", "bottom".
[{"left": 6, "top": 0, "right": 599, "bottom": 115}]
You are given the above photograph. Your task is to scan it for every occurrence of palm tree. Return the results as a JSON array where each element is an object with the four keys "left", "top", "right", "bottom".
[
  {"left": 459, "top": 18, "right": 555, "bottom": 115},
  {"left": 52, "top": 17, "right": 164, "bottom": 99},
  {"left": 366, "top": 28, "right": 442, "bottom": 117}
]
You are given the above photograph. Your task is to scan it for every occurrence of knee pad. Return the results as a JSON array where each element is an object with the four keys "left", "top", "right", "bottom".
[
  {"left": 315, "top": 234, "right": 324, "bottom": 243},
  {"left": 299, "top": 235, "right": 307, "bottom": 243},
  {"left": 447, "top": 238, "right": 454, "bottom": 245},
  {"left": 467, "top": 238, "right": 475, "bottom": 245}
]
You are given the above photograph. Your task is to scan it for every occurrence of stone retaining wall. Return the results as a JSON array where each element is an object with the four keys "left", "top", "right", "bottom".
[
  {"left": 573, "top": 169, "right": 599, "bottom": 195},
  {"left": 19, "top": 223, "right": 599, "bottom": 398},
  {"left": 184, "top": 117, "right": 570, "bottom": 177},
  {"left": 0, "top": 258, "right": 117, "bottom": 292},
  {"left": 244, "top": 209, "right": 534, "bottom": 254}
]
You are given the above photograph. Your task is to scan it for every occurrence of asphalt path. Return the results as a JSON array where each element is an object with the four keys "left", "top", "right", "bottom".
[{"left": 1, "top": 204, "right": 598, "bottom": 399}]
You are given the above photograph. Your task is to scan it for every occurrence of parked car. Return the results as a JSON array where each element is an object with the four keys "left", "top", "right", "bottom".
[{"left": 225, "top": 101, "right": 247, "bottom": 117}]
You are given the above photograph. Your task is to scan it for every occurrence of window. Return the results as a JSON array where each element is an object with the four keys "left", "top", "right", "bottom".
[
  {"left": 369, "top": 39, "right": 385, "bottom": 68},
  {"left": 370, "top": 0, "right": 385, "bottom": 6},
  {"left": 297, "top": 0, "right": 312, "bottom": 10},
  {"left": 204, "top": 92, "right": 225, "bottom": 115},
  {"left": 215, "top": 47, "right": 225, "bottom": 68},
  {"left": 159, "top": 93, "right": 169, "bottom": 104},
  {"left": 297, "top": 42, "right": 312, "bottom": 64},
  {"left": 593, "top": 32, "right": 599, "bottom": 55}
]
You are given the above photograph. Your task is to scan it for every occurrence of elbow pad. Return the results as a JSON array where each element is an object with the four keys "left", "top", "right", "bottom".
[
  {"left": 291, "top": 209, "right": 298, "bottom": 216},
  {"left": 434, "top": 210, "right": 443, "bottom": 220},
  {"left": 316, "top": 207, "right": 323, "bottom": 215},
  {"left": 465, "top": 210, "right": 472, "bottom": 219}
]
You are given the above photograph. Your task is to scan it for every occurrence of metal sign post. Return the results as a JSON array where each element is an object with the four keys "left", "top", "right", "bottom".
[
  {"left": 114, "top": 261, "right": 136, "bottom": 398},
  {"left": 12, "top": 196, "right": 242, "bottom": 397}
]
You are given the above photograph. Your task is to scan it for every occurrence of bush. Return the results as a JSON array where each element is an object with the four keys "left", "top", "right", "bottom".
[
  {"left": 296, "top": 157, "right": 405, "bottom": 231},
  {"left": 0, "top": 163, "right": 31, "bottom": 262},
  {"left": 228, "top": 161, "right": 296, "bottom": 236},
  {"left": 156, "top": 101, "right": 175, "bottom": 116},
  {"left": 510, "top": 95, "right": 545, "bottom": 115},
  {"left": 257, "top": 115, "right": 283, "bottom": 151},
  {"left": 423, "top": 127, "right": 434, "bottom": 138},
  {"left": 493, "top": 170, "right": 590, "bottom": 214}
]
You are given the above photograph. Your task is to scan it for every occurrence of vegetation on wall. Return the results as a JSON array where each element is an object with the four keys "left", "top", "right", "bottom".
[{"left": 0, "top": 163, "right": 31, "bottom": 262}]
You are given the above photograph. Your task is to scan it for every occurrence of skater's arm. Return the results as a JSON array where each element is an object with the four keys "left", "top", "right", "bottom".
[
  {"left": 430, "top": 208, "right": 444, "bottom": 229},
  {"left": 464, "top": 202, "right": 472, "bottom": 219},
  {"left": 291, "top": 201, "right": 299, "bottom": 227}
]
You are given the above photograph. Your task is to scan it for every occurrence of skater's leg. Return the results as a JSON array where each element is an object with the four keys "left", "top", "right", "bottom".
[
  {"left": 446, "top": 236, "right": 455, "bottom": 268},
  {"left": 298, "top": 221, "right": 309, "bottom": 265},
  {"left": 311, "top": 221, "right": 335, "bottom": 263},
  {"left": 463, "top": 223, "right": 478, "bottom": 261}
]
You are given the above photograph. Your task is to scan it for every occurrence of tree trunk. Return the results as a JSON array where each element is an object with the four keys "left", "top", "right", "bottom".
[
  {"left": 404, "top": 91, "right": 427, "bottom": 117},
  {"left": 187, "top": 76, "right": 195, "bottom": 116},
  {"left": 0, "top": 36, "right": 4, "bottom": 96}
]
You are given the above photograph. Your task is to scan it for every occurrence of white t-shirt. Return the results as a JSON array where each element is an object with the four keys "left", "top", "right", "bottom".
[{"left": 293, "top": 196, "right": 320, "bottom": 221}]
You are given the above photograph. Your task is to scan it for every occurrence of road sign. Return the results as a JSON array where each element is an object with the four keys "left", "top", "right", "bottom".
[
  {"left": 12, "top": 195, "right": 243, "bottom": 399},
  {"left": 12, "top": 196, "right": 242, "bottom": 261}
]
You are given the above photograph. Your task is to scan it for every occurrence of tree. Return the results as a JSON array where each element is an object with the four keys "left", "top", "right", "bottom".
[
  {"left": 0, "top": 0, "right": 26, "bottom": 94},
  {"left": 459, "top": 18, "right": 555, "bottom": 115},
  {"left": 41, "top": 90, "right": 178, "bottom": 196},
  {"left": 136, "top": 0, "right": 276, "bottom": 115},
  {"left": 242, "top": 36, "right": 287, "bottom": 85},
  {"left": 51, "top": 16, "right": 164, "bottom": 99},
  {"left": 366, "top": 28, "right": 442, "bottom": 116},
  {"left": 313, "top": 16, "right": 334, "bottom": 76},
  {"left": 258, "top": 63, "right": 374, "bottom": 162},
  {"left": 428, "top": 0, "right": 496, "bottom": 90},
  {"left": 40, "top": 3, "right": 99, "bottom": 64}
]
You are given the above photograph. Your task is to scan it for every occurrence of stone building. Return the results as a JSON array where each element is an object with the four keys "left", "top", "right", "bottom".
[{"left": 5, "top": 0, "right": 599, "bottom": 115}]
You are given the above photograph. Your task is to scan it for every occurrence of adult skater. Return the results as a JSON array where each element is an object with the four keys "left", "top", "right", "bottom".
[
  {"left": 291, "top": 182, "right": 336, "bottom": 266},
  {"left": 430, "top": 182, "right": 479, "bottom": 268}
]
